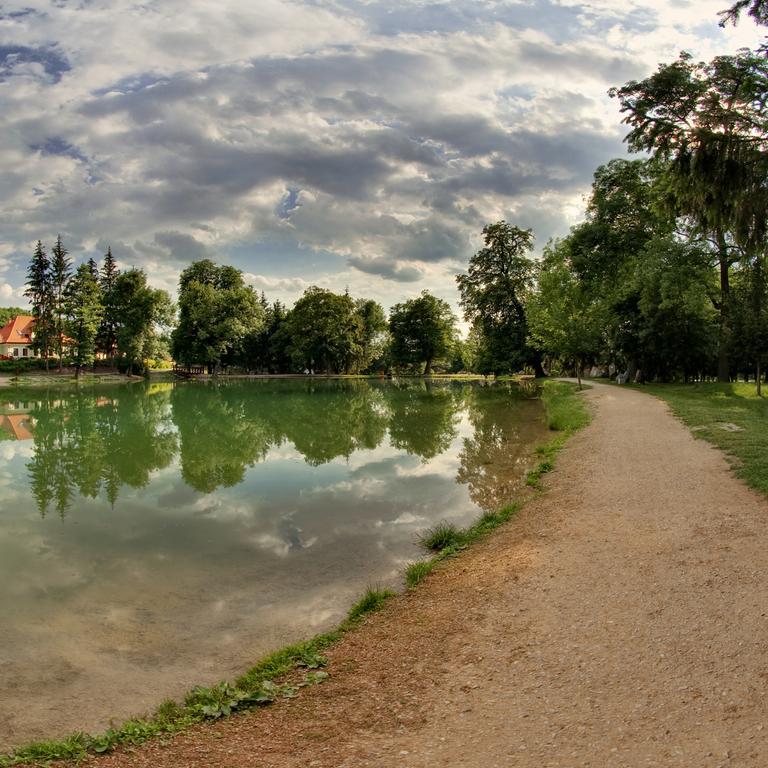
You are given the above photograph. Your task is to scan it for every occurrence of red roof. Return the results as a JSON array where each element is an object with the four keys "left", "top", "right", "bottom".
[{"left": 0, "top": 315, "right": 35, "bottom": 344}]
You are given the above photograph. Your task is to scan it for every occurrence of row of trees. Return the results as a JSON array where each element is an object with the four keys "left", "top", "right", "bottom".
[
  {"left": 170, "top": 259, "right": 464, "bottom": 375},
  {"left": 25, "top": 239, "right": 172, "bottom": 376}
]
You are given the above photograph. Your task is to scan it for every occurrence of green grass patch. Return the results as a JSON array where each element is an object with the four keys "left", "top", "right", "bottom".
[
  {"left": 417, "top": 521, "right": 466, "bottom": 552},
  {"left": 404, "top": 559, "right": 437, "bottom": 588},
  {"left": 637, "top": 381, "right": 768, "bottom": 496},
  {"left": 1, "top": 587, "right": 394, "bottom": 767}
]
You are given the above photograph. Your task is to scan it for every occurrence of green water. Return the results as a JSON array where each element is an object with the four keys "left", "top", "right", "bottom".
[{"left": 0, "top": 378, "right": 547, "bottom": 749}]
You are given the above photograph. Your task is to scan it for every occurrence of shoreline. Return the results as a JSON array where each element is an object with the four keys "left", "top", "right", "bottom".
[{"left": 0, "top": 380, "right": 588, "bottom": 766}]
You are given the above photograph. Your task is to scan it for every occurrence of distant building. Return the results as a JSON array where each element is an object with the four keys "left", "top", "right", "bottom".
[{"left": 0, "top": 315, "right": 38, "bottom": 359}]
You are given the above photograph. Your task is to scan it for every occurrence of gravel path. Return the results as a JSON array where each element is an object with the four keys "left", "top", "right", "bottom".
[{"left": 86, "top": 383, "right": 768, "bottom": 768}]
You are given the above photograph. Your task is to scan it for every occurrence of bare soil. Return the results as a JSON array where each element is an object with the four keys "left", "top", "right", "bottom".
[{"left": 82, "top": 383, "right": 768, "bottom": 767}]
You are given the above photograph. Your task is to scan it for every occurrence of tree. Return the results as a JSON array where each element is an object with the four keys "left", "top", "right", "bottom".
[
  {"left": 50, "top": 235, "right": 72, "bottom": 371},
  {"left": 456, "top": 221, "right": 536, "bottom": 375},
  {"left": 0, "top": 306, "right": 29, "bottom": 327},
  {"left": 281, "top": 287, "right": 362, "bottom": 374},
  {"left": 172, "top": 260, "right": 264, "bottom": 373},
  {"left": 97, "top": 247, "right": 120, "bottom": 362},
  {"left": 24, "top": 241, "right": 55, "bottom": 369},
  {"left": 63, "top": 264, "right": 104, "bottom": 377},
  {"left": 610, "top": 50, "right": 768, "bottom": 379},
  {"left": 113, "top": 269, "right": 173, "bottom": 375},
  {"left": 389, "top": 291, "right": 457, "bottom": 375},
  {"left": 527, "top": 241, "right": 605, "bottom": 389},
  {"left": 719, "top": 0, "right": 768, "bottom": 26},
  {"left": 354, "top": 298, "right": 388, "bottom": 373}
]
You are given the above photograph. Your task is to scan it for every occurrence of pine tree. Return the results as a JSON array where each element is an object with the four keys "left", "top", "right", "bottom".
[
  {"left": 24, "top": 240, "right": 54, "bottom": 370},
  {"left": 87, "top": 257, "right": 100, "bottom": 281},
  {"left": 97, "top": 247, "right": 120, "bottom": 362},
  {"left": 50, "top": 235, "right": 72, "bottom": 371},
  {"left": 63, "top": 263, "right": 104, "bottom": 378}
]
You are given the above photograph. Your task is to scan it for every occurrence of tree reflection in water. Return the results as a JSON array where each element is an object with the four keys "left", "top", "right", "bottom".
[{"left": 1, "top": 379, "right": 545, "bottom": 517}]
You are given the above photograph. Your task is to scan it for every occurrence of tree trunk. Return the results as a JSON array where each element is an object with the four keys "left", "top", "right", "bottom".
[
  {"left": 717, "top": 230, "right": 731, "bottom": 383},
  {"left": 423, "top": 357, "right": 432, "bottom": 376},
  {"left": 757, "top": 359, "right": 762, "bottom": 397},
  {"left": 576, "top": 358, "right": 582, "bottom": 390}
]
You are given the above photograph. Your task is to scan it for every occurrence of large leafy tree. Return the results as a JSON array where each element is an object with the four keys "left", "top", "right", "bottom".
[
  {"left": 281, "top": 287, "right": 362, "bottom": 374},
  {"left": 527, "top": 241, "right": 605, "bottom": 389},
  {"left": 456, "top": 221, "right": 537, "bottom": 375},
  {"left": 50, "top": 235, "right": 72, "bottom": 371},
  {"left": 354, "top": 298, "right": 388, "bottom": 373},
  {"left": 24, "top": 241, "right": 55, "bottom": 368},
  {"left": 113, "top": 269, "right": 173, "bottom": 375},
  {"left": 610, "top": 50, "right": 768, "bottom": 379},
  {"left": 389, "top": 291, "right": 457, "bottom": 375},
  {"left": 172, "top": 259, "right": 264, "bottom": 373},
  {"left": 63, "top": 263, "right": 104, "bottom": 377}
]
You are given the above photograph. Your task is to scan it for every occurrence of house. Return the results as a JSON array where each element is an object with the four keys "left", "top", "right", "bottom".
[{"left": 0, "top": 315, "right": 38, "bottom": 359}]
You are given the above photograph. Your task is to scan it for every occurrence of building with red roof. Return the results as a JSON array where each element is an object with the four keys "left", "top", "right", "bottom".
[{"left": 0, "top": 315, "right": 38, "bottom": 359}]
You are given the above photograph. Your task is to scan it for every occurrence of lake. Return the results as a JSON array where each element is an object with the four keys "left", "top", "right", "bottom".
[{"left": 0, "top": 378, "right": 548, "bottom": 750}]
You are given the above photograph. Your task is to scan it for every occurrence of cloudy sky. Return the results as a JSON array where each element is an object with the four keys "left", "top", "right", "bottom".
[{"left": 0, "top": 0, "right": 762, "bottom": 314}]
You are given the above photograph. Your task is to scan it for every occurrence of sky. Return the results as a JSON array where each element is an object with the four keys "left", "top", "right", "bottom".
[{"left": 0, "top": 0, "right": 763, "bottom": 316}]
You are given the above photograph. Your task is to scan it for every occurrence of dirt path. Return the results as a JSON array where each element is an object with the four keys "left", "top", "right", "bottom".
[{"left": 85, "top": 383, "right": 768, "bottom": 768}]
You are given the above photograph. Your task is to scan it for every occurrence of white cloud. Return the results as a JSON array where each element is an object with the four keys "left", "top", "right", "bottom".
[{"left": 0, "top": 0, "right": 762, "bottom": 309}]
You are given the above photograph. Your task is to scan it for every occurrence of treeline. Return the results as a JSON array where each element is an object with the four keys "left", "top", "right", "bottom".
[
  {"left": 23, "top": 238, "right": 172, "bottom": 376},
  {"left": 19, "top": 2, "right": 768, "bottom": 385}
]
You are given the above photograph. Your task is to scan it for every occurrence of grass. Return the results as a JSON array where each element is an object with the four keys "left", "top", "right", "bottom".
[
  {"left": 405, "top": 378, "right": 592, "bottom": 582},
  {"left": 635, "top": 381, "right": 768, "bottom": 496},
  {"left": 0, "top": 587, "right": 394, "bottom": 767}
]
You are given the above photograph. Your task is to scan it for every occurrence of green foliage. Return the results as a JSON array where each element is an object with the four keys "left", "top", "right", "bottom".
[
  {"left": 343, "top": 587, "right": 395, "bottom": 626},
  {"left": 528, "top": 240, "right": 605, "bottom": 386},
  {"left": 404, "top": 559, "right": 435, "bottom": 588},
  {"left": 457, "top": 221, "right": 536, "bottom": 375},
  {"left": 389, "top": 291, "right": 457, "bottom": 375},
  {"left": 97, "top": 246, "right": 120, "bottom": 359},
  {"left": 114, "top": 269, "right": 173, "bottom": 375},
  {"left": 172, "top": 260, "right": 263, "bottom": 373},
  {"left": 63, "top": 263, "right": 104, "bottom": 374},
  {"left": 0, "top": 307, "right": 29, "bottom": 327},
  {"left": 280, "top": 287, "right": 362, "bottom": 374},
  {"left": 24, "top": 241, "right": 54, "bottom": 366},
  {"left": 418, "top": 521, "right": 465, "bottom": 552},
  {"left": 539, "top": 380, "right": 591, "bottom": 432}
]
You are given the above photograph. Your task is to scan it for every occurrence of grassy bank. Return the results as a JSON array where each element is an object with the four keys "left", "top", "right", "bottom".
[
  {"left": 1, "top": 379, "right": 590, "bottom": 767},
  {"left": 638, "top": 382, "right": 768, "bottom": 496},
  {"left": 405, "top": 379, "right": 591, "bottom": 585}
]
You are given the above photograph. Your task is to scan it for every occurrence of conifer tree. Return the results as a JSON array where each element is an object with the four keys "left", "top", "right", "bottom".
[
  {"left": 97, "top": 247, "right": 120, "bottom": 362},
  {"left": 24, "top": 240, "right": 55, "bottom": 369},
  {"left": 63, "top": 263, "right": 104, "bottom": 378},
  {"left": 50, "top": 235, "right": 72, "bottom": 371}
]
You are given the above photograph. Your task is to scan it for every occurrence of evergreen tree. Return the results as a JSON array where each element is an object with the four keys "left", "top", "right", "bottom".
[
  {"left": 97, "top": 247, "right": 121, "bottom": 361},
  {"left": 63, "top": 263, "right": 104, "bottom": 377},
  {"left": 24, "top": 240, "right": 55, "bottom": 369},
  {"left": 50, "top": 235, "right": 72, "bottom": 370}
]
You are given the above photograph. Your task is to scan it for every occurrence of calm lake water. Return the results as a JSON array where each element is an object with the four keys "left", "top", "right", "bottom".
[{"left": 0, "top": 378, "right": 547, "bottom": 749}]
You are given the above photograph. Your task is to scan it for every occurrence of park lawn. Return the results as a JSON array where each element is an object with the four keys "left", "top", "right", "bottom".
[{"left": 640, "top": 382, "right": 768, "bottom": 497}]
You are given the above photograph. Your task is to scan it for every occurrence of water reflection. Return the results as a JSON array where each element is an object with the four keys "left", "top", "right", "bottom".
[
  {"left": 1, "top": 379, "right": 543, "bottom": 516},
  {"left": 0, "top": 379, "right": 547, "bottom": 749}
]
